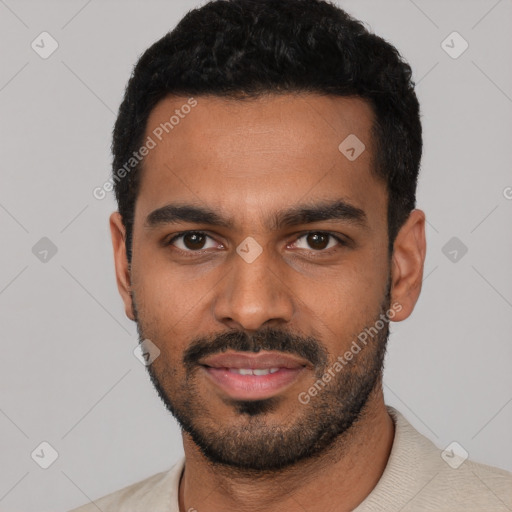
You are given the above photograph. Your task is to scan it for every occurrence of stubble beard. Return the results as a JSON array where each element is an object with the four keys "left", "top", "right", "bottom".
[{"left": 132, "top": 282, "right": 391, "bottom": 473}]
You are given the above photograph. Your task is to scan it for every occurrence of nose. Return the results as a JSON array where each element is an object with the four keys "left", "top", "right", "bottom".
[{"left": 212, "top": 244, "right": 295, "bottom": 332}]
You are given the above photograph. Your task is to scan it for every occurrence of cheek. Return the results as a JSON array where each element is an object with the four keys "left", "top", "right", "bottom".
[
  {"left": 133, "top": 245, "right": 187, "bottom": 307},
  {"left": 308, "top": 280, "right": 377, "bottom": 331},
  {"left": 301, "top": 254, "right": 388, "bottom": 342},
  {"left": 131, "top": 265, "right": 179, "bottom": 338},
  {"left": 132, "top": 259, "right": 212, "bottom": 354}
]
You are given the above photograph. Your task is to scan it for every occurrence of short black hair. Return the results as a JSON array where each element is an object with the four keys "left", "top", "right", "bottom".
[{"left": 112, "top": 0, "right": 422, "bottom": 262}]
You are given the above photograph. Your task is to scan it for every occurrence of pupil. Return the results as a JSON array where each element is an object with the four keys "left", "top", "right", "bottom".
[
  {"left": 185, "top": 233, "right": 205, "bottom": 250},
  {"left": 308, "top": 233, "right": 328, "bottom": 250}
]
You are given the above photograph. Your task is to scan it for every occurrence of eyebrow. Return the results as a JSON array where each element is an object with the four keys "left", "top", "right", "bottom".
[{"left": 144, "top": 199, "right": 369, "bottom": 231}]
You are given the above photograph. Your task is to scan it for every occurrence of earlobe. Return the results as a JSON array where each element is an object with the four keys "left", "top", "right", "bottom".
[
  {"left": 389, "top": 209, "right": 426, "bottom": 322},
  {"left": 109, "top": 212, "right": 135, "bottom": 321}
]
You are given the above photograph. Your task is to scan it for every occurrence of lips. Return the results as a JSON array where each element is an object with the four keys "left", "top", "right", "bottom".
[
  {"left": 199, "top": 351, "right": 308, "bottom": 370},
  {"left": 199, "top": 351, "right": 309, "bottom": 400}
]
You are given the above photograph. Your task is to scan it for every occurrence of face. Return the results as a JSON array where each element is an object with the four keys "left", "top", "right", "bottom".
[{"left": 111, "top": 93, "right": 422, "bottom": 471}]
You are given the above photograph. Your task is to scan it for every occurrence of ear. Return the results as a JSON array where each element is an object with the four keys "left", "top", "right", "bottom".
[
  {"left": 389, "top": 209, "right": 426, "bottom": 321},
  {"left": 110, "top": 212, "right": 135, "bottom": 321}
]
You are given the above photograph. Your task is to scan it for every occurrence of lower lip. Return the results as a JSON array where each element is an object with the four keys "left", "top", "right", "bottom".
[{"left": 202, "top": 366, "right": 305, "bottom": 400}]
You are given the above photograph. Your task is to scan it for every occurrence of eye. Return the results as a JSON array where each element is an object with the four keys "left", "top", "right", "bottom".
[
  {"left": 167, "top": 231, "right": 221, "bottom": 252},
  {"left": 165, "top": 230, "right": 347, "bottom": 256},
  {"left": 291, "top": 232, "right": 346, "bottom": 252}
]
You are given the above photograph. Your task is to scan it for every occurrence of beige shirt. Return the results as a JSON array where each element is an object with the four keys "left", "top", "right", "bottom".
[{"left": 68, "top": 406, "right": 512, "bottom": 511}]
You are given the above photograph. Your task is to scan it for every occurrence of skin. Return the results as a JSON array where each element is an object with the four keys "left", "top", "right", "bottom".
[{"left": 110, "top": 93, "right": 426, "bottom": 512}]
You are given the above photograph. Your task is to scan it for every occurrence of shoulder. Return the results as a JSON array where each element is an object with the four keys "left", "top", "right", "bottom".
[
  {"left": 67, "top": 457, "right": 185, "bottom": 512},
  {"left": 430, "top": 455, "right": 512, "bottom": 510},
  {"left": 392, "top": 407, "right": 512, "bottom": 510},
  {"left": 356, "top": 407, "right": 512, "bottom": 511}
]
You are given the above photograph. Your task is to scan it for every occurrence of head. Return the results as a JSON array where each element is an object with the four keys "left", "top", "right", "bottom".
[{"left": 110, "top": 0, "right": 426, "bottom": 472}]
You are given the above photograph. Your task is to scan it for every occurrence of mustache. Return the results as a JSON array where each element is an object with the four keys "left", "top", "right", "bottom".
[{"left": 183, "top": 326, "right": 328, "bottom": 371}]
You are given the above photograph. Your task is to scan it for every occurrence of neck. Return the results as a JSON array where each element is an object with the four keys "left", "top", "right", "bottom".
[{"left": 178, "top": 384, "right": 394, "bottom": 512}]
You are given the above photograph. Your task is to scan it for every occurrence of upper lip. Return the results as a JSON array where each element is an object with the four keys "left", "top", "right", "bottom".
[{"left": 199, "top": 351, "right": 309, "bottom": 369}]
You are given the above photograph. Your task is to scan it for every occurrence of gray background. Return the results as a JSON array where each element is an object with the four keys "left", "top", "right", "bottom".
[{"left": 0, "top": 0, "right": 511, "bottom": 510}]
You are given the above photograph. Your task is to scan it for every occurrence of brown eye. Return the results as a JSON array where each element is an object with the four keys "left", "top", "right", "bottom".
[
  {"left": 306, "top": 233, "right": 329, "bottom": 250},
  {"left": 292, "top": 232, "right": 345, "bottom": 252},
  {"left": 182, "top": 232, "right": 206, "bottom": 250},
  {"left": 168, "top": 231, "right": 218, "bottom": 252}
]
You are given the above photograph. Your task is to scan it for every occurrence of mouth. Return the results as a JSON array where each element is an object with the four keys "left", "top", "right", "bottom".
[{"left": 199, "top": 351, "right": 310, "bottom": 401}]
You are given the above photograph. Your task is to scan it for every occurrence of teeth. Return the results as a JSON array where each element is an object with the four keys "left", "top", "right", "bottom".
[
  {"left": 228, "top": 368, "right": 280, "bottom": 375},
  {"left": 253, "top": 368, "right": 271, "bottom": 376}
]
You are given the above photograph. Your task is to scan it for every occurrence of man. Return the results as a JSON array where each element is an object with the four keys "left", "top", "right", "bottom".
[{"left": 71, "top": 0, "right": 512, "bottom": 510}]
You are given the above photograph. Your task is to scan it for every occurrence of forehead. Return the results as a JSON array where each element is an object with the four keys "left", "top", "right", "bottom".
[{"left": 135, "top": 93, "right": 386, "bottom": 231}]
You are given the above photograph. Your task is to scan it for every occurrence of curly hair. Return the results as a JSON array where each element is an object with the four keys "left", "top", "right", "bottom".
[{"left": 112, "top": 0, "right": 422, "bottom": 262}]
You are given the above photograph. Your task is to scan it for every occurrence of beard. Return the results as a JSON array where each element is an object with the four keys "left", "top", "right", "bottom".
[{"left": 132, "top": 279, "right": 391, "bottom": 473}]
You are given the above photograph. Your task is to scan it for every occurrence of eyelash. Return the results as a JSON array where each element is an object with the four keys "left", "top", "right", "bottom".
[{"left": 165, "top": 230, "right": 348, "bottom": 258}]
